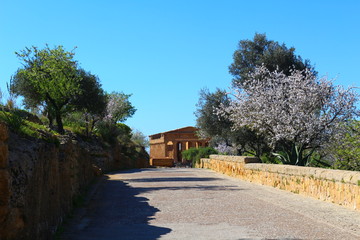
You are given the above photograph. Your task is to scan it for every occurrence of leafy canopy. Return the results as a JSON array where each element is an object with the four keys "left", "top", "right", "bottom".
[
  {"left": 229, "top": 33, "right": 316, "bottom": 86},
  {"left": 11, "top": 45, "right": 106, "bottom": 134},
  {"left": 195, "top": 88, "right": 269, "bottom": 157},
  {"left": 332, "top": 120, "right": 360, "bottom": 171},
  {"left": 13, "top": 45, "right": 80, "bottom": 109},
  {"left": 104, "top": 92, "right": 136, "bottom": 124}
]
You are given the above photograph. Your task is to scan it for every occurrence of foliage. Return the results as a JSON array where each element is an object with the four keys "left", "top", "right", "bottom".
[
  {"left": 94, "top": 92, "right": 136, "bottom": 144},
  {"left": 95, "top": 121, "right": 132, "bottom": 145},
  {"left": 195, "top": 88, "right": 270, "bottom": 157},
  {"left": 259, "top": 152, "right": 281, "bottom": 164},
  {"left": 0, "top": 86, "right": 24, "bottom": 132},
  {"left": 11, "top": 45, "right": 82, "bottom": 134},
  {"left": 218, "top": 66, "right": 358, "bottom": 166},
  {"left": 181, "top": 147, "right": 218, "bottom": 166},
  {"left": 229, "top": 33, "right": 316, "bottom": 87},
  {"left": 331, "top": 120, "right": 360, "bottom": 171},
  {"left": 11, "top": 46, "right": 109, "bottom": 135},
  {"left": 63, "top": 111, "right": 87, "bottom": 135},
  {"left": 0, "top": 110, "right": 59, "bottom": 144},
  {"left": 306, "top": 151, "right": 332, "bottom": 168},
  {"left": 181, "top": 147, "right": 199, "bottom": 162},
  {"left": 71, "top": 69, "right": 107, "bottom": 135},
  {"left": 196, "top": 88, "right": 233, "bottom": 139},
  {"left": 104, "top": 92, "right": 136, "bottom": 124},
  {"left": 131, "top": 129, "right": 149, "bottom": 148},
  {"left": 0, "top": 110, "right": 24, "bottom": 132}
]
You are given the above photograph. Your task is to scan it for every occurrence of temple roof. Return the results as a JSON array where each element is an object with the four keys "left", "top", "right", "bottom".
[{"left": 149, "top": 126, "right": 198, "bottom": 137}]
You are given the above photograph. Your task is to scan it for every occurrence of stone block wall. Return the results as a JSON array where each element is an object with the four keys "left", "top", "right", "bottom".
[
  {"left": 196, "top": 155, "right": 360, "bottom": 211},
  {"left": 150, "top": 158, "right": 174, "bottom": 167},
  {"left": 0, "top": 123, "right": 149, "bottom": 240}
]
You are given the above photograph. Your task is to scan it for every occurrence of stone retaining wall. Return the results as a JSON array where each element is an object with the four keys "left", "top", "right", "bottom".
[
  {"left": 0, "top": 123, "right": 149, "bottom": 240},
  {"left": 196, "top": 155, "right": 360, "bottom": 211}
]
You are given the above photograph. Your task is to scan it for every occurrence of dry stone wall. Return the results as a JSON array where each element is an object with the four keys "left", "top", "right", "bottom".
[
  {"left": 0, "top": 123, "right": 149, "bottom": 240},
  {"left": 196, "top": 155, "right": 360, "bottom": 211}
]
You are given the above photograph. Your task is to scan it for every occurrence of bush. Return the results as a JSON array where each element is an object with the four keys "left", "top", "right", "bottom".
[
  {"left": 63, "top": 112, "right": 86, "bottom": 135},
  {"left": 0, "top": 110, "right": 24, "bottom": 132},
  {"left": 331, "top": 120, "right": 360, "bottom": 171},
  {"left": 181, "top": 148, "right": 199, "bottom": 162},
  {"left": 182, "top": 147, "right": 218, "bottom": 166},
  {"left": 95, "top": 121, "right": 132, "bottom": 145}
]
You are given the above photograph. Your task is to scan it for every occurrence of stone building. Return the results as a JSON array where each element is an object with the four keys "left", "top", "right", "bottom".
[{"left": 149, "top": 126, "right": 209, "bottom": 167}]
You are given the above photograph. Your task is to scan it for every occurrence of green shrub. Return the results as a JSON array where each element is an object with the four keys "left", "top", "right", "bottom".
[
  {"left": 63, "top": 112, "right": 86, "bottom": 133},
  {"left": 0, "top": 110, "right": 59, "bottom": 144},
  {"left": 331, "top": 120, "right": 360, "bottom": 171},
  {"left": 95, "top": 121, "right": 132, "bottom": 145},
  {"left": 0, "top": 110, "right": 24, "bottom": 132},
  {"left": 181, "top": 148, "right": 199, "bottom": 162},
  {"left": 182, "top": 147, "right": 218, "bottom": 166}
]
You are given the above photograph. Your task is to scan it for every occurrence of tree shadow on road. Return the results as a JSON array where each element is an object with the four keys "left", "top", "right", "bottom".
[
  {"left": 126, "top": 177, "right": 222, "bottom": 182},
  {"left": 60, "top": 176, "right": 171, "bottom": 240},
  {"left": 61, "top": 169, "right": 246, "bottom": 240}
]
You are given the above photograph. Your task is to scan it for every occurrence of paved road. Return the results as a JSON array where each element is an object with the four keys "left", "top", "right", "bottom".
[{"left": 61, "top": 168, "right": 360, "bottom": 240}]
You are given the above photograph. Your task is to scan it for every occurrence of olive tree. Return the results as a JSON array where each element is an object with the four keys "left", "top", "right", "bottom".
[
  {"left": 12, "top": 45, "right": 81, "bottom": 133},
  {"left": 229, "top": 33, "right": 316, "bottom": 87},
  {"left": 70, "top": 69, "right": 107, "bottom": 135},
  {"left": 218, "top": 66, "right": 358, "bottom": 166}
]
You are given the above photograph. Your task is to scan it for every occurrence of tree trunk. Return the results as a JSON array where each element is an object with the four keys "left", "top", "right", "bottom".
[
  {"left": 55, "top": 111, "right": 64, "bottom": 134},
  {"left": 48, "top": 112, "right": 54, "bottom": 129}
]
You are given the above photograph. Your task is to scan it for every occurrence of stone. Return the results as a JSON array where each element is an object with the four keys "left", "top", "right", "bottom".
[
  {"left": 0, "top": 123, "right": 8, "bottom": 142},
  {"left": 197, "top": 155, "right": 360, "bottom": 211},
  {"left": 0, "top": 170, "right": 9, "bottom": 206},
  {"left": 0, "top": 123, "right": 8, "bottom": 169},
  {"left": 0, "top": 144, "right": 8, "bottom": 169}
]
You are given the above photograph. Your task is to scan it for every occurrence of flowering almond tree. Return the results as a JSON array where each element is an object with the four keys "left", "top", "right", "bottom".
[
  {"left": 219, "top": 66, "right": 358, "bottom": 165},
  {"left": 104, "top": 92, "right": 136, "bottom": 124}
]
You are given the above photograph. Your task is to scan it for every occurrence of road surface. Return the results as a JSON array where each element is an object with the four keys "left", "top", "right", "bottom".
[{"left": 61, "top": 168, "right": 360, "bottom": 240}]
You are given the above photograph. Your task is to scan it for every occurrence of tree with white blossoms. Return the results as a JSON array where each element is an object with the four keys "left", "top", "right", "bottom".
[
  {"left": 219, "top": 65, "right": 358, "bottom": 166},
  {"left": 95, "top": 92, "right": 136, "bottom": 144},
  {"left": 104, "top": 92, "right": 136, "bottom": 124}
]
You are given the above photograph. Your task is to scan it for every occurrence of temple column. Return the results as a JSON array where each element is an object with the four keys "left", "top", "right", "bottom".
[{"left": 173, "top": 141, "right": 178, "bottom": 163}]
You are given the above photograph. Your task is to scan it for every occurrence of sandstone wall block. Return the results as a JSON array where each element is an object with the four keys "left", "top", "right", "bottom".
[{"left": 197, "top": 155, "right": 360, "bottom": 211}]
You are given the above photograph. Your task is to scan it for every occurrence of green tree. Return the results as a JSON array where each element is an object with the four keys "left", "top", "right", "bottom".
[
  {"left": 131, "top": 129, "right": 149, "bottom": 148},
  {"left": 195, "top": 88, "right": 232, "bottom": 139},
  {"left": 229, "top": 33, "right": 316, "bottom": 86},
  {"left": 71, "top": 69, "right": 107, "bottom": 135},
  {"left": 195, "top": 88, "right": 269, "bottom": 157},
  {"left": 11, "top": 45, "right": 82, "bottom": 134},
  {"left": 332, "top": 120, "right": 360, "bottom": 171}
]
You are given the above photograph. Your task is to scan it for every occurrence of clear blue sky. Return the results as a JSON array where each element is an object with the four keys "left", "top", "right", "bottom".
[{"left": 1, "top": 0, "right": 359, "bottom": 137}]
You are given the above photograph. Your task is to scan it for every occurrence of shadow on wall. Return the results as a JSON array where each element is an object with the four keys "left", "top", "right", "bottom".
[{"left": 60, "top": 175, "right": 171, "bottom": 240}]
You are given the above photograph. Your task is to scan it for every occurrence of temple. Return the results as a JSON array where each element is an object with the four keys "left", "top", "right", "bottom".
[{"left": 149, "top": 126, "right": 209, "bottom": 167}]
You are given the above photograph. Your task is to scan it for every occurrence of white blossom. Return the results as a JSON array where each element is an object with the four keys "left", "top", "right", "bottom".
[
  {"left": 214, "top": 142, "right": 237, "bottom": 155},
  {"left": 218, "top": 65, "right": 358, "bottom": 164}
]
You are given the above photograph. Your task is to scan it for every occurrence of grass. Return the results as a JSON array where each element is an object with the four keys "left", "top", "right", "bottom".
[{"left": 0, "top": 110, "right": 60, "bottom": 144}]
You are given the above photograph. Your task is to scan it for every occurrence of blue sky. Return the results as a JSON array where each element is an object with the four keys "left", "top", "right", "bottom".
[{"left": 1, "top": 0, "right": 359, "bottom": 137}]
